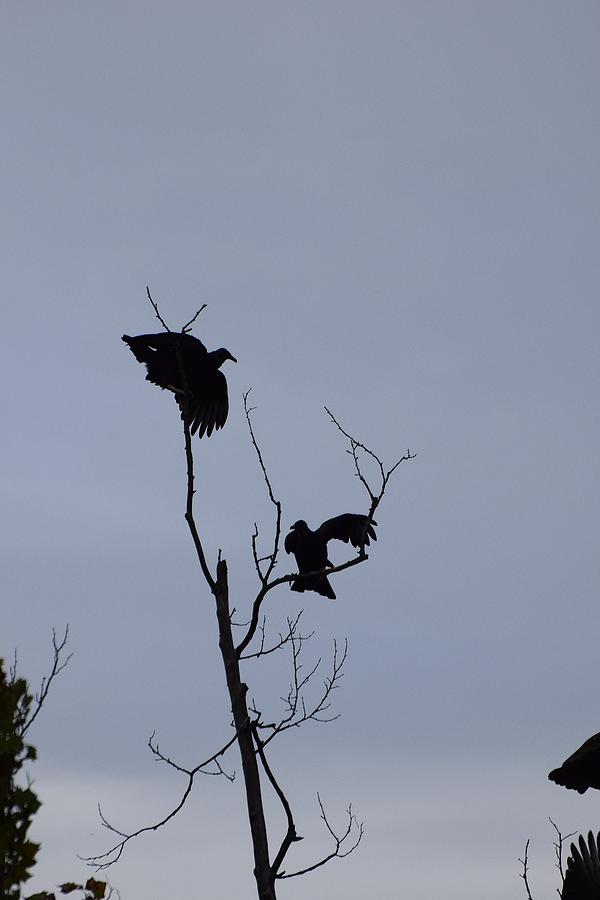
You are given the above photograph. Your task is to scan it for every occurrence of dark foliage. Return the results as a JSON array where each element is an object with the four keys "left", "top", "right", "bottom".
[
  {"left": 548, "top": 733, "right": 600, "bottom": 794},
  {"left": 284, "top": 514, "right": 377, "bottom": 600},
  {"left": 0, "top": 660, "right": 40, "bottom": 898},
  {"left": 122, "top": 331, "right": 236, "bottom": 437}
]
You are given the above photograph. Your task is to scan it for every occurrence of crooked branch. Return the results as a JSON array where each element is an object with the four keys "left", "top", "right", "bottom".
[
  {"left": 244, "top": 391, "right": 282, "bottom": 588},
  {"left": 84, "top": 732, "right": 237, "bottom": 869},
  {"left": 181, "top": 304, "right": 207, "bottom": 334},
  {"left": 145, "top": 286, "right": 172, "bottom": 332},
  {"left": 251, "top": 724, "right": 303, "bottom": 881},
  {"left": 276, "top": 793, "right": 363, "bottom": 880}
]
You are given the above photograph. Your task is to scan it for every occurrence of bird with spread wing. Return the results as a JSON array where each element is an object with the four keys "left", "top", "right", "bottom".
[
  {"left": 562, "top": 831, "right": 600, "bottom": 900},
  {"left": 122, "top": 331, "right": 236, "bottom": 438},
  {"left": 284, "top": 513, "right": 377, "bottom": 600}
]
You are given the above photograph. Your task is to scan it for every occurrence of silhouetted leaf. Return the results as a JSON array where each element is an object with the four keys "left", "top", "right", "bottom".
[{"left": 84, "top": 878, "right": 107, "bottom": 898}]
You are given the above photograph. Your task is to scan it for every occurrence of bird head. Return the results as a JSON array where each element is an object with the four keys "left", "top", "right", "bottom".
[
  {"left": 212, "top": 348, "right": 237, "bottom": 367},
  {"left": 290, "top": 520, "right": 309, "bottom": 532}
]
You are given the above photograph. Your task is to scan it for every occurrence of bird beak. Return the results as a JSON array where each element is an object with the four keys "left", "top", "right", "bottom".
[{"left": 229, "top": 353, "right": 237, "bottom": 363}]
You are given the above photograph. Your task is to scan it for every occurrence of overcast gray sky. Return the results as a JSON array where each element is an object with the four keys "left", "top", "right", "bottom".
[{"left": 2, "top": 2, "right": 599, "bottom": 898}]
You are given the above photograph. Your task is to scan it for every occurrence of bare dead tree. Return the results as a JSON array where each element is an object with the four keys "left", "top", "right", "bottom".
[{"left": 89, "top": 297, "right": 412, "bottom": 898}]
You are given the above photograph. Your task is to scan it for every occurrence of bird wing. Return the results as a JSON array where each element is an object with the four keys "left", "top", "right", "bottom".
[
  {"left": 549, "top": 732, "right": 600, "bottom": 791},
  {"left": 123, "top": 332, "right": 209, "bottom": 391},
  {"left": 315, "top": 513, "right": 377, "bottom": 548},
  {"left": 560, "top": 733, "right": 600, "bottom": 767},
  {"left": 123, "top": 331, "right": 208, "bottom": 358},
  {"left": 563, "top": 832, "right": 600, "bottom": 900},
  {"left": 135, "top": 332, "right": 208, "bottom": 353},
  {"left": 177, "top": 368, "right": 229, "bottom": 437}
]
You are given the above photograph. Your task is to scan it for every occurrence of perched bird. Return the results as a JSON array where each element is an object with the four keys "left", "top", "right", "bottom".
[
  {"left": 284, "top": 514, "right": 377, "bottom": 600},
  {"left": 562, "top": 831, "right": 600, "bottom": 900},
  {"left": 548, "top": 732, "right": 600, "bottom": 793},
  {"left": 122, "top": 331, "right": 236, "bottom": 438}
]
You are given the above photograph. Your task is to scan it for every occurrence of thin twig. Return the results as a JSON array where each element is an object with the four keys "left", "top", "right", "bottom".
[
  {"left": 240, "top": 612, "right": 312, "bottom": 662},
  {"left": 145, "top": 286, "right": 172, "bottom": 332},
  {"left": 519, "top": 839, "right": 535, "bottom": 900},
  {"left": 23, "top": 627, "right": 72, "bottom": 735},
  {"left": 276, "top": 793, "right": 363, "bottom": 880},
  {"left": 243, "top": 391, "right": 282, "bottom": 584},
  {"left": 324, "top": 406, "right": 415, "bottom": 545},
  {"left": 181, "top": 304, "right": 207, "bottom": 334},
  {"left": 149, "top": 731, "right": 235, "bottom": 782},
  {"left": 84, "top": 733, "right": 237, "bottom": 869},
  {"left": 254, "top": 636, "right": 347, "bottom": 747},
  {"left": 549, "top": 818, "right": 575, "bottom": 887}
]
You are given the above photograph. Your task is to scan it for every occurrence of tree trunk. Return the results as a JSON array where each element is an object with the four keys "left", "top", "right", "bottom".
[{"left": 214, "top": 560, "right": 276, "bottom": 900}]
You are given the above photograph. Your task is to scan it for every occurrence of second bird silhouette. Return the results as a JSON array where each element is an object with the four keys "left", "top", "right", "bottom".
[{"left": 284, "top": 513, "right": 377, "bottom": 600}]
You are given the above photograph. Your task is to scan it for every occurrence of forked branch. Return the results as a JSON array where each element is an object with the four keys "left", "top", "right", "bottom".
[
  {"left": 324, "top": 406, "right": 415, "bottom": 543},
  {"left": 276, "top": 793, "right": 363, "bottom": 880},
  {"left": 549, "top": 818, "right": 575, "bottom": 888},
  {"left": 239, "top": 612, "right": 312, "bottom": 662},
  {"left": 84, "top": 732, "right": 237, "bottom": 869},
  {"left": 251, "top": 636, "right": 348, "bottom": 748},
  {"left": 144, "top": 286, "right": 206, "bottom": 335},
  {"left": 21, "top": 626, "right": 72, "bottom": 736}
]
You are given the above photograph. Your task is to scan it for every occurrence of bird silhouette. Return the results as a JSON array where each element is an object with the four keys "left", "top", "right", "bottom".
[
  {"left": 122, "top": 331, "right": 236, "bottom": 438},
  {"left": 284, "top": 514, "right": 377, "bottom": 600},
  {"left": 548, "top": 732, "right": 600, "bottom": 793},
  {"left": 562, "top": 831, "right": 600, "bottom": 900}
]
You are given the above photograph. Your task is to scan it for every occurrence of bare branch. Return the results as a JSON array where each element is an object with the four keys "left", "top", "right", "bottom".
[
  {"left": 251, "top": 724, "right": 303, "bottom": 881},
  {"left": 549, "top": 818, "right": 575, "bottom": 887},
  {"left": 183, "top": 416, "right": 217, "bottom": 593},
  {"left": 236, "top": 393, "right": 285, "bottom": 656},
  {"left": 276, "top": 793, "right": 363, "bottom": 880},
  {"left": 84, "top": 733, "right": 238, "bottom": 869},
  {"left": 22, "top": 627, "right": 72, "bottom": 735},
  {"left": 149, "top": 731, "right": 235, "bottom": 782},
  {"left": 181, "top": 304, "right": 207, "bottom": 334},
  {"left": 240, "top": 612, "right": 312, "bottom": 662},
  {"left": 145, "top": 286, "right": 172, "bottom": 332},
  {"left": 256, "top": 636, "right": 348, "bottom": 747},
  {"left": 324, "top": 406, "right": 415, "bottom": 544},
  {"left": 519, "top": 839, "right": 535, "bottom": 900},
  {"left": 243, "top": 391, "right": 282, "bottom": 581}
]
